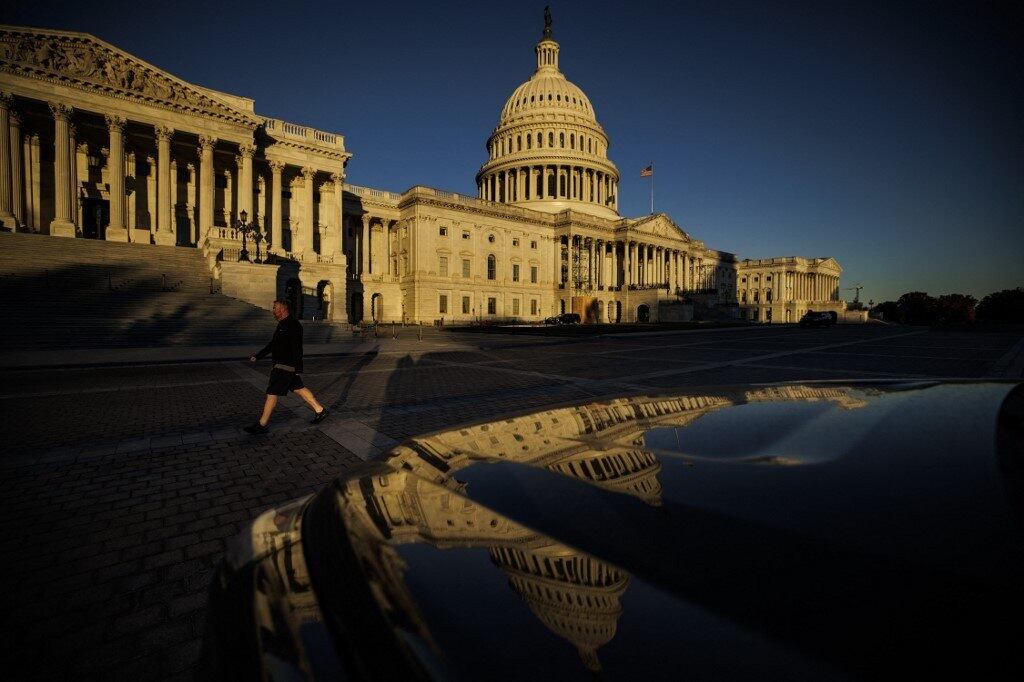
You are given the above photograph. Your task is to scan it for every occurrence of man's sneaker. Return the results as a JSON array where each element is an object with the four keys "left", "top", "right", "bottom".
[
  {"left": 244, "top": 423, "right": 269, "bottom": 435},
  {"left": 310, "top": 407, "right": 329, "bottom": 424}
]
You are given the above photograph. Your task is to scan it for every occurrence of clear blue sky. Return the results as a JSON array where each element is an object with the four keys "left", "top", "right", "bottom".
[{"left": 7, "top": 0, "right": 1022, "bottom": 303}]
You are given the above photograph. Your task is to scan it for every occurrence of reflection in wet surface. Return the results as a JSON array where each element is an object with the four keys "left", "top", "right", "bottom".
[{"left": 320, "top": 384, "right": 895, "bottom": 674}]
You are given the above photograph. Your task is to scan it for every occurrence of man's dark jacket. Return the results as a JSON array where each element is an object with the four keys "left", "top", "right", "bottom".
[{"left": 255, "top": 314, "right": 304, "bottom": 372}]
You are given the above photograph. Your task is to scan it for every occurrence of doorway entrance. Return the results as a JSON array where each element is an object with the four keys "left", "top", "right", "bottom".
[
  {"left": 81, "top": 199, "right": 109, "bottom": 240},
  {"left": 637, "top": 304, "right": 650, "bottom": 323}
]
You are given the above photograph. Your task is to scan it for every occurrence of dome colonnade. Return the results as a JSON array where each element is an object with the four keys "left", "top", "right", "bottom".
[{"left": 476, "top": 28, "right": 620, "bottom": 219}]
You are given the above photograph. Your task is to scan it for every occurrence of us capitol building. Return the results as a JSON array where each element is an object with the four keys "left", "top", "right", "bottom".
[{"left": 0, "top": 16, "right": 847, "bottom": 324}]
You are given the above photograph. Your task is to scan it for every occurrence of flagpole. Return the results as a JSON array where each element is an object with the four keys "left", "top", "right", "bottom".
[{"left": 650, "top": 161, "right": 655, "bottom": 215}]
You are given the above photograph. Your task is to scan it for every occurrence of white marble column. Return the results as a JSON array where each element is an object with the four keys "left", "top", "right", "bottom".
[
  {"left": 8, "top": 109, "right": 24, "bottom": 230},
  {"left": 47, "top": 103, "right": 75, "bottom": 237},
  {"left": 237, "top": 143, "right": 254, "bottom": 223},
  {"left": 0, "top": 93, "right": 14, "bottom": 230},
  {"left": 198, "top": 134, "right": 216, "bottom": 240},
  {"left": 332, "top": 172, "right": 344, "bottom": 256},
  {"left": 360, "top": 214, "right": 370, "bottom": 275},
  {"left": 185, "top": 163, "right": 197, "bottom": 244},
  {"left": 299, "top": 166, "right": 314, "bottom": 256},
  {"left": 154, "top": 126, "right": 173, "bottom": 245},
  {"left": 267, "top": 160, "right": 283, "bottom": 252}
]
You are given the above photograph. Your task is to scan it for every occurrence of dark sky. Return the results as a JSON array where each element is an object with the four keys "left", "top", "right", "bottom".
[{"left": 5, "top": 0, "right": 1022, "bottom": 302}]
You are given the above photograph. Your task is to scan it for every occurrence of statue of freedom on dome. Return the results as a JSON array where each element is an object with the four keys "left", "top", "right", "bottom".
[{"left": 543, "top": 6, "right": 553, "bottom": 39}]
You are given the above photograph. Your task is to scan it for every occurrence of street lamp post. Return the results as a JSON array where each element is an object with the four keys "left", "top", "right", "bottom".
[{"left": 236, "top": 210, "right": 261, "bottom": 263}]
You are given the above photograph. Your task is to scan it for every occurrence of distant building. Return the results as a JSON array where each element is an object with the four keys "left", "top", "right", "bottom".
[{"left": 0, "top": 17, "right": 846, "bottom": 323}]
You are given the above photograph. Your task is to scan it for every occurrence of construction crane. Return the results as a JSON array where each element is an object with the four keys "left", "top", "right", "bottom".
[{"left": 844, "top": 284, "right": 864, "bottom": 304}]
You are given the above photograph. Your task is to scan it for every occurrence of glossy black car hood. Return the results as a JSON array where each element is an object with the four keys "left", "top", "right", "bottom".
[{"left": 303, "top": 382, "right": 1024, "bottom": 680}]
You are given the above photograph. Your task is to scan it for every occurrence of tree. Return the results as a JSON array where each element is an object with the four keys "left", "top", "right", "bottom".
[
  {"left": 976, "top": 288, "right": 1024, "bottom": 323},
  {"left": 872, "top": 300, "right": 901, "bottom": 322},
  {"left": 896, "top": 292, "right": 937, "bottom": 325},
  {"left": 934, "top": 293, "right": 976, "bottom": 324}
]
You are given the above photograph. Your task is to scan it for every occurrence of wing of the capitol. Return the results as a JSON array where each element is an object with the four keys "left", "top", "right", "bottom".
[{"left": 0, "top": 22, "right": 851, "bottom": 324}]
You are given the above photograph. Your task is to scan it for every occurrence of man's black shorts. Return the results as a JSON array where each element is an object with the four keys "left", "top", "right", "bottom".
[{"left": 267, "top": 368, "right": 305, "bottom": 396}]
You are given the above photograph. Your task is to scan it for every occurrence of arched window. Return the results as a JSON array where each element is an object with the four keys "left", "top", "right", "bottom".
[
  {"left": 559, "top": 132, "right": 565, "bottom": 147},
  {"left": 588, "top": 139, "right": 592, "bottom": 153},
  {"left": 527, "top": 135, "right": 532, "bottom": 150},
  {"left": 517, "top": 136, "right": 522, "bottom": 151},
  {"left": 537, "top": 132, "right": 542, "bottom": 148},
  {"left": 548, "top": 132, "right": 554, "bottom": 147},
  {"left": 570, "top": 134, "right": 575, "bottom": 149},
  {"left": 487, "top": 254, "right": 496, "bottom": 280}
]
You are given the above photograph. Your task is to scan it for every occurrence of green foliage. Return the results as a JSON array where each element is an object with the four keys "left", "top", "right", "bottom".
[
  {"left": 872, "top": 291, "right": 979, "bottom": 324},
  {"left": 976, "top": 288, "right": 1024, "bottom": 323},
  {"left": 872, "top": 300, "right": 901, "bottom": 322}
]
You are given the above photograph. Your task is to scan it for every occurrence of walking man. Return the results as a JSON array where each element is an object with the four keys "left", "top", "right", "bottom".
[{"left": 244, "top": 299, "right": 328, "bottom": 434}]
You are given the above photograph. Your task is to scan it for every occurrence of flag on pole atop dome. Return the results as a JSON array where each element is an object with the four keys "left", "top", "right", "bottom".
[{"left": 640, "top": 165, "right": 653, "bottom": 177}]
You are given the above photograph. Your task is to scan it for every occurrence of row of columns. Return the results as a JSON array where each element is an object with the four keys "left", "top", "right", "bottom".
[
  {"left": 560, "top": 237, "right": 694, "bottom": 292},
  {"left": 480, "top": 165, "right": 618, "bottom": 210},
  {"left": 794, "top": 272, "right": 839, "bottom": 302},
  {"left": 740, "top": 271, "right": 840, "bottom": 304},
  {"left": 353, "top": 215, "right": 397, "bottom": 277},
  {"left": 0, "top": 93, "right": 345, "bottom": 253}
]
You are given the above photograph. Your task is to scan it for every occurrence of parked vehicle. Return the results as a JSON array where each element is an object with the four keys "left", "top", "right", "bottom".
[
  {"left": 204, "top": 381, "right": 1024, "bottom": 681},
  {"left": 542, "top": 313, "right": 580, "bottom": 325},
  {"left": 800, "top": 310, "right": 835, "bottom": 327}
]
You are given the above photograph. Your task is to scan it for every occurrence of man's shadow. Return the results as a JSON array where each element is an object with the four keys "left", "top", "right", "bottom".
[{"left": 321, "top": 348, "right": 380, "bottom": 410}]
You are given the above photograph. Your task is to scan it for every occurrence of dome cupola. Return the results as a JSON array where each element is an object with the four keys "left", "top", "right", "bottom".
[{"left": 476, "top": 9, "right": 620, "bottom": 219}]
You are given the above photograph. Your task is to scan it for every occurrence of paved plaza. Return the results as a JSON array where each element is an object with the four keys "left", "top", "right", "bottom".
[{"left": 3, "top": 323, "right": 1023, "bottom": 679}]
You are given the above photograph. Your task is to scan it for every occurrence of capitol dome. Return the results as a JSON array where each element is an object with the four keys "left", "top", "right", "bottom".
[{"left": 477, "top": 17, "right": 621, "bottom": 220}]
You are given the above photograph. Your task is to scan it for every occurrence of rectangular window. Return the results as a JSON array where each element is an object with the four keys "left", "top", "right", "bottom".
[
  {"left": 512, "top": 299, "right": 520, "bottom": 315},
  {"left": 439, "top": 226, "right": 448, "bottom": 236},
  {"left": 512, "top": 264, "right": 520, "bottom": 282},
  {"left": 462, "top": 296, "right": 470, "bottom": 314},
  {"left": 530, "top": 240, "right": 537, "bottom": 249},
  {"left": 462, "top": 259, "right": 471, "bottom": 278},
  {"left": 462, "top": 230, "right": 470, "bottom": 240},
  {"left": 439, "top": 256, "right": 448, "bottom": 277},
  {"left": 531, "top": 299, "right": 538, "bottom": 315},
  {"left": 512, "top": 238, "right": 520, "bottom": 247},
  {"left": 487, "top": 298, "right": 497, "bottom": 315},
  {"left": 439, "top": 294, "right": 448, "bottom": 314},
  {"left": 530, "top": 266, "right": 538, "bottom": 283}
]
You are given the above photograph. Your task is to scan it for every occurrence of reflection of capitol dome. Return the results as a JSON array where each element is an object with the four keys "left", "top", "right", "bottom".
[
  {"left": 489, "top": 544, "right": 628, "bottom": 672},
  {"left": 547, "top": 449, "right": 663, "bottom": 506},
  {"left": 476, "top": 14, "right": 621, "bottom": 219}
]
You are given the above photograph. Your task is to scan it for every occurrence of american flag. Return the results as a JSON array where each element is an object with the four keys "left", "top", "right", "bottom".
[{"left": 640, "top": 165, "right": 653, "bottom": 177}]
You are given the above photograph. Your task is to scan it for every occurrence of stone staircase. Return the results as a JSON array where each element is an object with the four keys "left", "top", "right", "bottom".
[{"left": 0, "top": 233, "right": 349, "bottom": 350}]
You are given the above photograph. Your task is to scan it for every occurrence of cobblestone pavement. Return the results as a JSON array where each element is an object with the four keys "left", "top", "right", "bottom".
[{"left": 2, "top": 324, "right": 1022, "bottom": 680}]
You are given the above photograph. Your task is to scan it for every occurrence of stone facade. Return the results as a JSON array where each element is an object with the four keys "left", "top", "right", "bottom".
[{"left": 0, "top": 19, "right": 848, "bottom": 325}]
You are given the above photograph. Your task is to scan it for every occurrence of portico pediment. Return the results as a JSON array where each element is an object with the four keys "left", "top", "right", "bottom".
[
  {"left": 0, "top": 25, "right": 260, "bottom": 127},
  {"left": 814, "top": 257, "right": 842, "bottom": 272},
  {"left": 626, "top": 214, "right": 691, "bottom": 242}
]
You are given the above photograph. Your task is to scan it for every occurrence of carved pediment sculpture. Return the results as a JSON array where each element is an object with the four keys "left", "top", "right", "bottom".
[
  {"left": 630, "top": 214, "right": 691, "bottom": 242},
  {"left": 0, "top": 26, "right": 259, "bottom": 127}
]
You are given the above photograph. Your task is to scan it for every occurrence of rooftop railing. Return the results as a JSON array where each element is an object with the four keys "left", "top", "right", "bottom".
[{"left": 263, "top": 118, "right": 345, "bottom": 150}]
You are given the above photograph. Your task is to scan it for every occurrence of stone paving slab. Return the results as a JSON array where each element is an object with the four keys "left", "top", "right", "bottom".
[
  {"left": 3, "top": 430, "right": 363, "bottom": 681},
  {"left": 2, "top": 324, "right": 1021, "bottom": 680}
]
